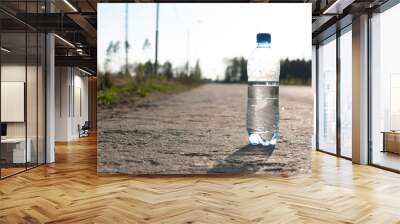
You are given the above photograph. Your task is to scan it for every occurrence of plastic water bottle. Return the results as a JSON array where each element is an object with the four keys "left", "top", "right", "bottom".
[{"left": 246, "top": 33, "right": 280, "bottom": 147}]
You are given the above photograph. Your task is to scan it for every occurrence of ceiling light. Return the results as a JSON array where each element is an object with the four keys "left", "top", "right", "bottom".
[
  {"left": 1, "top": 47, "right": 11, "bottom": 53},
  {"left": 54, "top": 34, "right": 75, "bottom": 48},
  {"left": 78, "top": 67, "right": 93, "bottom": 76},
  {"left": 76, "top": 48, "right": 85, "bottom": 55},
  {"left": 323, "top": 0, "right": 355, "bottom": 15},
  {"left": 63, "top": 0, "right": 78, "bottom": 12}
]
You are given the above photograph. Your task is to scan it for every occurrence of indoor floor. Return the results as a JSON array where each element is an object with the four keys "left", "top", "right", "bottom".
[{"left": 0, "top": 135, "right": 400, "bottom": 223}]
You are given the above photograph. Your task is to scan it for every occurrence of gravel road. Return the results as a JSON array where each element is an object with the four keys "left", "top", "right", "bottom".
[{"left": 98, "top": 84, "right": 312, "bottom": 176}]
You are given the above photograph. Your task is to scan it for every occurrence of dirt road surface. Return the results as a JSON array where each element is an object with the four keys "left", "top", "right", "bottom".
[{"left": 98, "top": 84, "right": 312, "bottom": 176}]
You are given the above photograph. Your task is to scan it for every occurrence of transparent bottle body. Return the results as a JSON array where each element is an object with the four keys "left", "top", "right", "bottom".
[{"left": 246, "top": 45, "right": 280, "bottom": 147}]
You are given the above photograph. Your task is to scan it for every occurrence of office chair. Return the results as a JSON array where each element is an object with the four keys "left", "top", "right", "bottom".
[{"left": 79, "top": 121, "right": 90, "bottom": 138}]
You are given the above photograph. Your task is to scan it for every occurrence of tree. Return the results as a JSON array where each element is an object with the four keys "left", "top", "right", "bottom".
[
  {"left": 224, "top": 57, "right": 246, "bottom": 83},
  {"left": 133, "top": 61, "right": 155, "bottom": 81},
  {"left": 133, "top": 63, "right": 145, "bottom": 82},
  {"left": 124, "top": 40, "right": 131, "bottom": 76},
  {"left": 102, "top": 41, "right": 120, "bottom": 88},
  {"left": 162, "top": 61, "right": 174, "bottom": 80},
  {"left": 239, "top": 57, "right": 247, "bottom": 82},
  {"left": 104, "top": 41, "right": 121, "bottom": 73},
  {"left": 190, "top": 60, "right": 202, "bottom": 81},
  {"left": 143, "top": 60, "right": 154, "bottom": 78},
  {"left": 120, "top": 63, "right": 135, "bottom": 77},
  {"left": 142, "top": 38, "right": 151, "bottom": 51},
  {"left": 181, "top": 62, "right": 190, "bottom": 79}
]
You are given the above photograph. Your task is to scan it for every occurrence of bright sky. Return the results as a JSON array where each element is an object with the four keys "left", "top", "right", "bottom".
[{"left": 98, "top": 3, "right": 311, "bottom": 80}]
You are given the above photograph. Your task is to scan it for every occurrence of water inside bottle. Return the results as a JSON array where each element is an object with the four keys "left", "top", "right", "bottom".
[{"left": 246, "top": 81, "right": 279, "bottom": 147}]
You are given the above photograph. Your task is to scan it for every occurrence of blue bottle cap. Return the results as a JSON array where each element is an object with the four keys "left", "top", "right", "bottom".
[{"left": 256, "top": 33, "right": 271, "bottom": 44}]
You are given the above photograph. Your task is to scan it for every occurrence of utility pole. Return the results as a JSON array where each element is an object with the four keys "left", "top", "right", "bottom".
[
  {"left": 155, "top": 3, "right": 159, "bottom": 77},
  {"left": 125, "top": 3, "right": 129, "bottom": 76}
]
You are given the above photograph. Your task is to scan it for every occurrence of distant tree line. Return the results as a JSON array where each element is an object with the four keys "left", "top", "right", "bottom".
[
  {"left": 99, "top": 60, "right": 203, "bottom": 90},
  {"left": 280, "top": 58, "right": 311, "bottom": 85},
  {"left": 222, "top": 57, "right": 311, "bottom": 85},
  {"left": 99, "top": 41, "right": 203, "bottom": 90},
  {"left": 130, "top": 60, "right": 202, "bottom": 82}
]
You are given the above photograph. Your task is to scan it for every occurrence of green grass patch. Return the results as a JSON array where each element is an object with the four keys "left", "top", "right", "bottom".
[{"left": 98, "top": 80, "right": 199, "bottom": 106}]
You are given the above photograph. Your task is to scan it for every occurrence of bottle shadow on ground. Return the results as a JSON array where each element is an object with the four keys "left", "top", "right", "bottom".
[{"left": 207, "top": 144, "right": 276, "bottom": 174}]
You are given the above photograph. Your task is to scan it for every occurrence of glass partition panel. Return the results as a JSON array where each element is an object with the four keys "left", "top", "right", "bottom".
[
  {"left": 27, "top": 0, "right": 43, "bottom": 169},
  {"left": 1, "top": 31, "right": 27, "bottom": 177},
  {"left": 38, "top": 32, "right": 45, "bottom": 165},
  {"left": 0, "top": 1, "right": 46, "bottom": 179},
  {"left": 318, "top": 36, "right": 337, "bottom": 154},
  {"left": 339, "top": 29, "right": 352, "bottom": 158},
  {"left": 27, "top": 30, "right": 38, "bottom": 169},
  {"left": 371, "top": 4, "right": 400, "bottom": 171}
]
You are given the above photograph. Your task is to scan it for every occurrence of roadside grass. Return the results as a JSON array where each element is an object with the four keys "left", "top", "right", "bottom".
[{"left": 98, "top": 79, "right": 200, "bottom": 106}]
